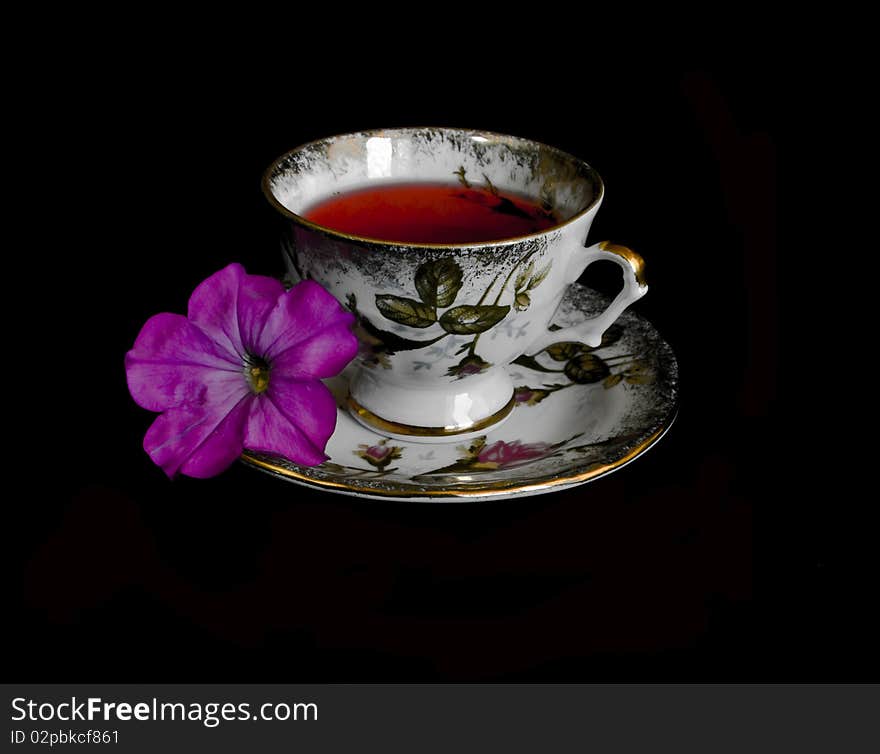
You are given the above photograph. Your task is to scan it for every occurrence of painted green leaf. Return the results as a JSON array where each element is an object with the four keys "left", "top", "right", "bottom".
[
  {"left": 359, "top": 316, "right": 446, "bottom": 353},
  {"left": 439, "top": 304, "right": 510, "bottom": 334},
  {"left": 514, "top": 292, "right": 531, "bottom": 311},
  {"left": 514, "top": 262, "right": 534, "bottom": 292},
  {"left": 465, "top": 436, "right": 488, "bottom": 457},
  {"left": 545, "top": 341, "right": 585, "bottom": 361},
  {"left": 603, "top": 373, "right": 624, "bottom": 389},
  {"left": 624, "top": 363, "right": 654, "bottom": 385},
  {"left": 511, "top": 354, "right": 561, "bottom": 373},
  {"left": 564, "top": 353, "right": 611, "bottom": 384},
  {"left": 414, "top": 258, "right": 463, "bottom": 308},
  {"left": 375, "top": 295, "right": 437, "bottom": 328},
  {"left": 527, "top": 262, "right": 552, "bottom": 290}
]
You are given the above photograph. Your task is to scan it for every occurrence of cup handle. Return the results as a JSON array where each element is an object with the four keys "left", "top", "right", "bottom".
[{"left": 525, "top": 241, "right": 648, "bottom": 354}]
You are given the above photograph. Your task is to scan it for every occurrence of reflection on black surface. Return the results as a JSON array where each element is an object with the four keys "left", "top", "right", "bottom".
[{"left": 23, "top": 436, "right": 754, "bottom": 679}]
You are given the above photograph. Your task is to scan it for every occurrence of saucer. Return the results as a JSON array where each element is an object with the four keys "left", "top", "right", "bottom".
[{"left": 241, "top": 283, "right": 679, "bottom": 501}]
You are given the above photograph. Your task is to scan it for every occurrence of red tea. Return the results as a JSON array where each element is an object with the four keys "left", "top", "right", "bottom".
[{"left": 302, "top": 182, "right": 559, "bottom": 244}]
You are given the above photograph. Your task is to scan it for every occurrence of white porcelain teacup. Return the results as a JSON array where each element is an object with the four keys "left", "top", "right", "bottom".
[{"left": 263, "top": 127, "right": 647, "bottom": 442}]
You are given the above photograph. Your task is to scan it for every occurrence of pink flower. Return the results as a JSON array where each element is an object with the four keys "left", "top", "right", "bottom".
[
  {"left": 475, "top": 439, "right": 553, "bottom": 469},
  {"left": 364, "top": 445, "right": 391, "bottom": 461},
  {"left": 513, "top": 386, "right": 551, "bottom": 406},
  {"left": 355, "top": 439, "right": 402, "bottom": 469},
  {"left": 125, "top": 264, "right": 357, "bottom": 478},
  {"left": 446, "top": 354, "right": 491, "bottom": 379}
]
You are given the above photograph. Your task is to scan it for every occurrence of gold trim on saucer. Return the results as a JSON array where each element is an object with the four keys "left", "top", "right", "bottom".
[
  {"left": 239, "top": 417, "right": 675, "bottom": 500},
  {"left": 346, "top": 393, "right": 516, "bottom": 437}
]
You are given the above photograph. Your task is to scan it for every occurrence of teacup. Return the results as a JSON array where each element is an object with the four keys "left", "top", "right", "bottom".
[{"left": 263, "top": 127, "right": 647, "bottom": 442}]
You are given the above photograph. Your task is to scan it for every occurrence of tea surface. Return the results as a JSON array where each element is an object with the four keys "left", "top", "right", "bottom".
[{"left": 303, "top": 182, "right": 558, "bottom": 244}]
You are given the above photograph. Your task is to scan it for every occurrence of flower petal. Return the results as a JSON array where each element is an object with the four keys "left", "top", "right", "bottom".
[
  {"left": 186, "top": 264, "right": 247, "bottom": 358},
  {"left": 236, "top": 273, "right": 286, "bottom": 354},
  {"left": 144, "top": 393, "right": 253, "bottom": 478},
  {"left": 186, "top": 263, "right": 284, "bottom": 358},
  {"left": 243, "top": 378, "right": 338, "bottom": 466},
  {"left": 125, "top": 312, "right": 244, "bottom": 412},
  {"left": 257, "top": 280, "right": 357, "bottom": 377},
  {"left": 269, "top": 324, "right": 359, "bottom": 380}
]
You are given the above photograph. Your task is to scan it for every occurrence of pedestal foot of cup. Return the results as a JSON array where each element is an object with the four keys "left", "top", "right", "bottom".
[
  {"left": 347, "top": 367, "right": 516, "bottom": 444},
  {"left": 346, "top": 393, "right": 515, "bottom": 444}
]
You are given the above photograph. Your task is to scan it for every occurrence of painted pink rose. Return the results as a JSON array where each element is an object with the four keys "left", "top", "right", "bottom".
[
  {"left": 476, "top": 439, "right": 553, "bottom": 468},
  {"left": 513, "top": 386, "right": 551, "bottom": 406},
  {"left": 446, "top": 355, "right": 491, "bottom": 379},
  {"left": 364, "top": 445, "right": 392, "bottom": 462},
  {"left": 355, "top": 440, "right": 402, "bottom": 469}
]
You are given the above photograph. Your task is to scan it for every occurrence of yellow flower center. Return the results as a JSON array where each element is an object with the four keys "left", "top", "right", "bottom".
[{"left": 245, "top": 356, "right": 270, "bottom": 394}]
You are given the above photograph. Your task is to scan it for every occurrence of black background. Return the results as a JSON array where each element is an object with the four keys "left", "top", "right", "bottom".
[{"left": 13, "top": 37, "right": 844, "bottom": 682}]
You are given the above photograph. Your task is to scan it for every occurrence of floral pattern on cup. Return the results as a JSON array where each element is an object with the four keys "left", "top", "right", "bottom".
[
  {"left": 364, "top": 254, "right": 551, "bottom": 372},
  {"left": 513, "top": 386, "right": 553, "bottom": 406},
  {"left": 446, "top": 354, "right": 491, "bottom": 379}
]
